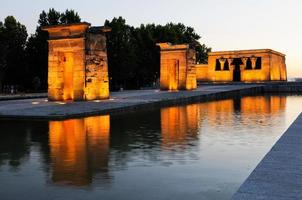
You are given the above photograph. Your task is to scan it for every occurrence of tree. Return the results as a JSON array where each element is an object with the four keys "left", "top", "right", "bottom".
[
  {"left": 105, "top": 17, "right": 139, "bottom": 90},
  {"left": 26, "top": 8, "right": 81, "bottom": 91},
  {"left": 60, "top": 9, "right": 81, "bottom": 24},
  {"left": 0, "top": 16, "right": 27, "bottom": 91},
  {"left": 105, "top": 17, "right": 211, "bottom": 89},
  {"left": 0, "top": 21, "right": 6, "bottom": 91}
]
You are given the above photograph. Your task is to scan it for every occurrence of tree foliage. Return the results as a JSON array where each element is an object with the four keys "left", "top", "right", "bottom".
[
  {"left": 105, "top": 17, "right": 139, "bottom": 89},
  {"left": 0, "top": 22, "right": 6, "bottom": 81},
  {"left": 105, "top": 17, "right": 211, "bottom": 90},
  {"left": 0, "top": 16, "right": 27, "bottom": 89},
  {"left": 60, "top": 9, "right": 81, "bottom": 24}
]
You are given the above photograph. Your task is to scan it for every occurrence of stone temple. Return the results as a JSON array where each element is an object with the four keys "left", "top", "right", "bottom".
[
  {"left": 157, "top": 43, "right": 197, "bottom": 91},
  {"left": 42, "top": 22, "right": 111, "bottom": 101},
  {"left": 196, "top": 49, "right": 287, "bottom": 82}
]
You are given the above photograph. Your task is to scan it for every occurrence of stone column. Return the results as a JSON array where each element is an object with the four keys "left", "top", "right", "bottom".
[
  {"left": 241, "top": 57, "right": 248, "bottom": 69},
  {"left": 219, "top": 58, "right": 226, "bottom": 70},
  {"left": 250, "top": 57, "right": 257, "bottom": 69},
  {"left": 240, "top": 58, "right": 247, "bottom": 71},
  {"left": 228, "top": 58, "right": 234, "bottom": 71}
]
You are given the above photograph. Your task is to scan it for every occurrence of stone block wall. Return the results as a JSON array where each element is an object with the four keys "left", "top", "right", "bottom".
[
  {"left": 43, "top": 23, "right": 110, "bottom": 101},
  {"left": 157, "top": 43, "right": 197, "bottom": 91},
  {"left": 196, "top": 49, "right": 287, "bottom": 82},
  {"left": 85, "top": 31, "right": 109, "bottom": 100},
  {"left": 195, "top": 64, "right": 208, "bottom": 81},
  {"left": 186, "top": 49, "right": 197, "bottom": 90}
]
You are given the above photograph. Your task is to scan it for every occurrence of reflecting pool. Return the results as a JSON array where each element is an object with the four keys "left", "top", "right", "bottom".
[{"left": 0, "top": 95, "right": 301, "bottom": 200}]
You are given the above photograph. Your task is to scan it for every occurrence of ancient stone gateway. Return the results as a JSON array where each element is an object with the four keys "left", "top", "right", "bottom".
[
  {"left": 196, "top": 49, "right": 287, "bottom": 82},
  {"left": 157, "top": 43, "right": 197, "bottom": 91},
  {"left": 42, "top": 22, "right": 111, "bottom": 101}
]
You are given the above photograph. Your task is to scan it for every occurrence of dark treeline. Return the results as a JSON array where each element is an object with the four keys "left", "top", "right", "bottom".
[
  {"left": 0, "top": 9, "right": 81, "bottom": 92},
  {"left": 0, "top": 9, "right": 211, "bottom": 92}
]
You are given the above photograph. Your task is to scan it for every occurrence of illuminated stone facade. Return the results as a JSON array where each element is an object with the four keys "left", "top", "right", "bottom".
[
  {"left": 196, "top": 49, "right": 287, "bottom": 82},
  {"left": 43, "top": 22, "right": 110, "bottom": 101},
  {"left": 157, "top": 43, "right": 197, "bottom": 90}
]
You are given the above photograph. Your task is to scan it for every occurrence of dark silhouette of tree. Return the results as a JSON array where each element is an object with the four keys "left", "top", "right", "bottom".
[
  {"left": 0, "top": 21, "right": 7, "bottom": 91},
  {"left": 105, "top": 17, "right": 139, "bottom": 90},
  {"left": 0, "top": 16, "right": 27, "bottom": 91},
  {"left": 60, "top": 9, "right": 81, "bottom": 24},
  {"left": 105, "top": 17, "right": 211, "bottom": 90}
]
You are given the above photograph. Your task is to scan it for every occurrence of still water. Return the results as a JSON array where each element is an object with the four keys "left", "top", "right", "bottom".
[{"left": 0, "top": 95, "right": 302, "bottom": 200}]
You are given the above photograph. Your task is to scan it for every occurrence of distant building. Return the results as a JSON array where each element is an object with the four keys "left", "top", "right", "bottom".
[
  {"left": 196, "top": 49, "right": 287, "bottom": 82},
  {"left": 294, "top": 78, "right": 302, "bottom": 82},
  {"left": 43, "top": 22, "right": 111, "bottom": 101},
  {"left": 157, "top": 43, "right": 197, "bottom": 90}
]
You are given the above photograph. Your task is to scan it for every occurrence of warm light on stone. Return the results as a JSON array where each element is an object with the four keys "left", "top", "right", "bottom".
[
  {"left": 42, "top": 22, "right": 111, "bottom": 101},
  {"left": 196, "top": 49, "right": 287, "bottom": 82},
  {"left": 157, "top": 43, "right": 197, "bottom": 91}
]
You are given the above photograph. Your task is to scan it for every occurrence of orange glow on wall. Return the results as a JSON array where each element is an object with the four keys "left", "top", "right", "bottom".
[
  {"left": 195, "top": 64, "right": 208, "bottom": 81},
  {"left": 157, "top": 43, "right": 197, "bottom": 91},
  {"left": 196, "top": 49, "right": 287, "bottom": 82},
  {"left": 43, "top": 23, "right": 111, "bottom": 101},
  {"left": 62, "top": 52, "right": 74, "bottom": 100},
  {"left": 49, "top": 115, "right": 110, "bottom": 186},
  {"left": 168, "top": 59, "right": 179, "bottom": 90}
]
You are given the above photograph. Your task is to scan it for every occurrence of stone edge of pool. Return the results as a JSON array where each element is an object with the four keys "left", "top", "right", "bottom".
[
  {"left": 0, "top": 83, "right": 301, "bottom": 120},
  {"left": 0, "top": 85, "right": 262, "bottom": 120},
  {"left": 232, "top": 113, "right": 302, "bottom": 200}
]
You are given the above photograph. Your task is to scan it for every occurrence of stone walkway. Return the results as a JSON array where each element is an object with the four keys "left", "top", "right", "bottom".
[
  {"left": 232, "top": 113, "right": 302, "bottom": 200},
  {"left": 0, "top": 85, "right": 261, "bottom": 119},
  {"left": 0, "top": 93, "right": 47, "bottom": 101}
]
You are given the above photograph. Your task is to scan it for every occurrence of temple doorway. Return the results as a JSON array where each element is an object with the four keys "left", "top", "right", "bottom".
[
  {"left": 60, "top": 52, "right": 74, "bottom": 100},
  {"left": 232, "top": 58, "right": 242, "bottom": 82},
  {"left": 168, "top": 59, "right": 179, "bottom": 90}
]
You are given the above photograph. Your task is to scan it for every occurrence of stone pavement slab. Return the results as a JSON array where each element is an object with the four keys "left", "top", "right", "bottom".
[
  {"left": 0, "top": 93, "right": 47, "bottom": 101},
  {"left": 0, "top": 85, "right": 261, "bottom": 119},
  {"left": 232, "top": 113, "right": 302, "bottom": 200}
]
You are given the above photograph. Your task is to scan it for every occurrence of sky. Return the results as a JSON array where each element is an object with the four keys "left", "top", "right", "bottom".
[{"left": 1, "top": 0, "right": 302, "bottom": 78}]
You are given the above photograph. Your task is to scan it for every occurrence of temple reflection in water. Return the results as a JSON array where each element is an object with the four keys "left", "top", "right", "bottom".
[
  {"left": 161, "top": 104, "right": 200, "bottom": 149},
  {"left": 49, "top": 115, "right": 110, "bottom": 186},
  {"left": 46, "top": 95, "right": 286, "bottom": 187}
]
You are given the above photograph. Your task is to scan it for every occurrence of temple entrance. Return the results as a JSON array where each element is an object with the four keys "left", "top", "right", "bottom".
[
  {"left": 168, "top": 59, "right": 179, "bottom": 90},
  {"left": 60, "top": 52, "right": 74, "bottom": 100},
  {"left": 232, "top": 58, "right": 242, "bottom": 82}
]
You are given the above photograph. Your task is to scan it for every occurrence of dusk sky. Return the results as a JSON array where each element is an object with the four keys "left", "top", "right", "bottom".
[{"left": 1, "top": 0, "right": 302, "bottom": 78}]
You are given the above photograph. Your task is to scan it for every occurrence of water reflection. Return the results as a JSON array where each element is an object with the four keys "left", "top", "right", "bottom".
[
  {"left": 49, "top": 115, "right": 110, "bottom": 186},
  {"left": 241, "top": 96, "right": 286, "bottom": 114},
  {"left": 45, "top": 95, "right": 287, "bottom": 187},
  {"left": 0, "top": 95, "right": 299, "bottom": 200},
  {"left": 199, "top": 99, "right": 235, "bottom": 127},
  {"left": 0, "top": 121, "right": 48, "bottom": 169},
  {"left": 161, "top": 105, "right": 199, "bottom": 149},
  {"left": 240, "top": 96, "right": 286, "bottom": 128}
]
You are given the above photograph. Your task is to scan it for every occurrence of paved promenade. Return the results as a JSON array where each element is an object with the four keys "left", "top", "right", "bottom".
[
  {"left": 232, "top": 113, "right": 302, "bottom": 200},
  {"left": 0, "top": 85, "right": 261, "bottom": 119},
  {"left": 0, "top": 93, "right": 47, "bottom": 101}
]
